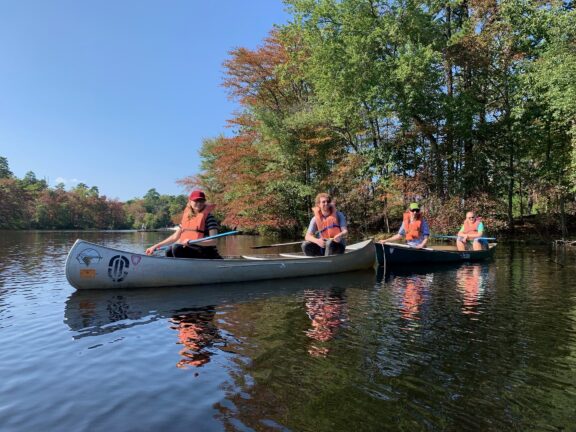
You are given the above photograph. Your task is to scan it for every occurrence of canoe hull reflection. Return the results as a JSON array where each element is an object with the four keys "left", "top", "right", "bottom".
[{"left": 64, "top": 269, "right": 377, "bottom": 334}]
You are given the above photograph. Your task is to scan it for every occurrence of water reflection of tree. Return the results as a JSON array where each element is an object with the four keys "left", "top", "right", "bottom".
[
  {"left": 304, "top": 288, "right": 348, "bottom": 357},
  {"left": 170, "top": 306, "right": 223, "bottom": 370}
]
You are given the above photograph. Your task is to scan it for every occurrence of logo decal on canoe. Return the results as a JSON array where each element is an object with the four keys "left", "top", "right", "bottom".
[
  {"left": 76, "top": 248, "right": 103, "bottom": 267},
  {"left": 131, "top": 255, "right": 142, "bottom": 266},
  {"left": 108, "top": 255, "right": 130, "bottom": 282}
]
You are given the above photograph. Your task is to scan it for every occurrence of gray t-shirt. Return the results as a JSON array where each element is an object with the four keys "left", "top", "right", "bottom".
[{"left": 307, "top": 211, "right": 347, "bottom": 245}]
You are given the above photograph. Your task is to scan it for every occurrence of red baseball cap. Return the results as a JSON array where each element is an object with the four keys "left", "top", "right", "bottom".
[{"left": 189, "top": 190, "right": 206, "bottom": 201}]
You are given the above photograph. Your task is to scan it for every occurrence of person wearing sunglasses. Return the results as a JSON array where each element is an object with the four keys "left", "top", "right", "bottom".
[
  {"left": 456, "top": 212, "right": 486, "bottom": 251},
  {"left": 379, "top": 202, "right": 430, "bottom": 249}
]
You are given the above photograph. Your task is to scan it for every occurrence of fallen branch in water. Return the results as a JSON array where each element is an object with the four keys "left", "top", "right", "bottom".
[{"left": 553, "top": 239, "right": 576, "bottom": 247}]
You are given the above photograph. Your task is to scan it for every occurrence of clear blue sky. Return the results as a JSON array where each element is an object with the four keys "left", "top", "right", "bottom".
[{"left": 0, "top": 0, "right": 290, "bottom": 201}]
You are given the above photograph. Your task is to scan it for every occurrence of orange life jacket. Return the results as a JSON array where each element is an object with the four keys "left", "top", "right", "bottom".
[
  {"left": 178, "top": 204, "right": 216, "bottom": 243},
  {"left": 461, "top": 218, "right": 481, "bottom": 235},
  {"left": 313, "top": 205, "right": 342, "bottom": 239},
  {"left": 402, "top": 211, "right": 422, "bottom": 240}
]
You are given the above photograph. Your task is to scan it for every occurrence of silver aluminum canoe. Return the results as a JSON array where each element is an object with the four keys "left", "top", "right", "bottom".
[{"left": 65, "top": 239, "right": 376, "bottom": 290}]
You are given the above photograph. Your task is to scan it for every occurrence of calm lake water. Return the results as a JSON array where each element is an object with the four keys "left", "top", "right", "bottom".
[{"left": 1, "top": 231, "right": 575, "bottom": 431}]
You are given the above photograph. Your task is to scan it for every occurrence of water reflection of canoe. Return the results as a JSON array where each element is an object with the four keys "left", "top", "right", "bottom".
[
  {"left": 65, "top": 239, "right": 376, "bottom": 290},
  {"left": 376, "top": 242, "right": 497, "bottom": 266},
  {"left": 64, "top": 270, "right": 377, "bottom": 335}
]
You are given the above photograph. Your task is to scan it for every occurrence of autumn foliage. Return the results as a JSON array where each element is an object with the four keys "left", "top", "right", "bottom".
[{"left": 186, "top": 1, "right": 576, "bottom": 237}]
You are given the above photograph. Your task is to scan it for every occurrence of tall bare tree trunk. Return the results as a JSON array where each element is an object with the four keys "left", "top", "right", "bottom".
[
  {"left": 444, "top": 5, "right": 455, "bottom": 197},
  {"left": 507, "top": 136, "right": 515, "bottom": 233}
]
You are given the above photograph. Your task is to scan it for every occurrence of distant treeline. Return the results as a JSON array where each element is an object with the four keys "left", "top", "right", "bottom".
[
  {"left": 0, "top": 156, "right": 186, "bottom": 230},
  {"left": 177, "top": 1, "right": 576, "bottom": 237}
]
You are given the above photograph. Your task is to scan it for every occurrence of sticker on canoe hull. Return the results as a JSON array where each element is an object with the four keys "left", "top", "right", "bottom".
[
  {"left": 80, "top": 269, "right": 96, "bottom": 279},
  {"left": 76, "top": 248, "right": 103, "bottom": 267},
  {"left": 108, "top": 255, "right": 130, "bottom": 282}
]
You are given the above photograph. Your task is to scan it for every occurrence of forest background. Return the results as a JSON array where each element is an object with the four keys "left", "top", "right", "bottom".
[{"left": 1, "top": 1, "right": 575, "bottom": 239}]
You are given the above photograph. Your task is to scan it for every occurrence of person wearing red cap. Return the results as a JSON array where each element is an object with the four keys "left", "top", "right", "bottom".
[{"left": 145, "top": 190, "right": 222, "bottom": 259}]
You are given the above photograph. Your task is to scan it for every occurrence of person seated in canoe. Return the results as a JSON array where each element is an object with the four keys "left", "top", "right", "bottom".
[
  {"left": 456, "top": 211, "right": 487, "bottom": 251},
  {"left": 302, "top": 193, "right": 348, "bottom": 256},
  {"left": 145, "top": 190, "right": 223, "bottom": 259},
  {"left": 379, "top": 202, "right": 430, "bottom": 249}
]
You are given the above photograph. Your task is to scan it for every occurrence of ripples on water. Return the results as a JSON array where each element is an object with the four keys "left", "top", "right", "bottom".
[{"left": 1, "top": 232, "right": 576, "bottom": 431}]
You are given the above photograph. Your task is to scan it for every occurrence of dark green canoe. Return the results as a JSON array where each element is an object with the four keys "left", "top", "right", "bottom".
[{"left": 375, "top": 242, "right": 497, "bottom": 266}]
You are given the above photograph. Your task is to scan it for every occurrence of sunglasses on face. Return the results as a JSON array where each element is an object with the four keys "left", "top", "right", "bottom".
[{"left": 410, "top": 209, "right": 420, "bottom": 212}]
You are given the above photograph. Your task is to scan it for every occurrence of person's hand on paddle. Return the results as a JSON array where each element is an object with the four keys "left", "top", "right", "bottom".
[
  {"left": 379, "top": 234, "right": 401, "bottom": 244},
  {"left": 415, "top": 237, "right": 429, "bottom": 249}
]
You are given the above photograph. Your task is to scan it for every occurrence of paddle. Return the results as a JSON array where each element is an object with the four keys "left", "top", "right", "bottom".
[
  {"left": 250, "top": 241, "right": 303, "bottom": 249},
  {"left": 324, "top": 239, "right": 333, "bottom": 256},
  {"left": 382, "top": 242, "right": 434, "bottom": 251},
  {"left": 433, "top": 235, "right": 496, "bottom": 241},
  {"left": 187, "top": 230, "right": 240, "bottom": 244},
  {"left": 251, "top": 238, "right": 338, "bottom": 251},
  {"left": 154, "top": 230, "right": 240, "bottom": 252}
]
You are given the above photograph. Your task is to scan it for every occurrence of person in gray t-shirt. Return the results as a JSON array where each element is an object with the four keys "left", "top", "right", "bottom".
[{"left": 302, "top": 193, "right": 348, "bottom": 256}]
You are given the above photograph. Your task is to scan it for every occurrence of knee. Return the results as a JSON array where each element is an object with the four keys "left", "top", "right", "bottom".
[
  {"left": 330, "top": 242, "right": 345, "bottom": 255},
  {"left": 472, "top": 240, "right": 486, "bottom": 251},
  {"left": 302, "top": 241, "right": 320, "bottom": 256}
]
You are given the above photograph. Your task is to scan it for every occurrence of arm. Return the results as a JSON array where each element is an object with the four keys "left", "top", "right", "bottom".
[
  {"left": 305, "top": 219, "right": 326, "bottom": 247},
  {"left": 467, "top": 222, "right": 484, "bottom": 240},
  {"left": 333, "top": 212, "right": 348, "bottom": 243},
  {"left": 145, "top": 227, "right": 182, "bottom": 255},
  {"left": 415, "top": 219, "right": 430, "bottom": 249},
  {"left": 473, "top": 222, "right": 484, "bottom": 239},
  {"left": 379, "top": 233, "right": 402, "bottom": 244},
  {"left": 191, "top": 214, "right": 219, "bottom": 246},
  {"left": 416, "top": 235, "right": 429, "bottom": 249},
  {"left": 379, "top": 222, "right": 405, "bottom": 244},
  {"left": 457, "top": 224, "right": 468, "bottom": 241},
  {"left": 193, "top": 228, "right": 218, "bottom": 246}
]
